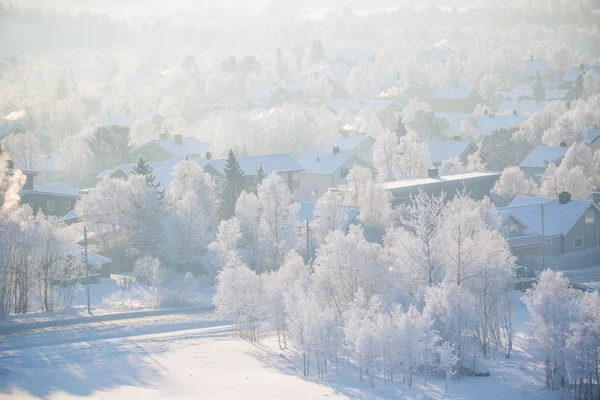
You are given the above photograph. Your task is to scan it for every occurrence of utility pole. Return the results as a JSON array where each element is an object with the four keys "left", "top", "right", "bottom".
[
  {"left": 84, "top": 225, "right": 91, "bottom": 315},
  {"left": 305, "top": 218, "right": 310, "bottom": 265},
  {"left": 541, "top": 203, "right": 545, "bottom": 271}
]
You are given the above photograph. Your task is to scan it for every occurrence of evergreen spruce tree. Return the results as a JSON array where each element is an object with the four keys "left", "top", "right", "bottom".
[
  {"left": 253, "top": 162, "right": 266, "bottom": 193},
  {"left": 396, "top": 115, "right": 407, "bottom": 140},
  {"left": 532, "top": 70, "right": 545, "bottom": 101},
  {"left": 219, "top": 150, "right": 246, "bottom": 219},
  {"left": 132, "top": 156, "right": 165, "bottom": 199}
]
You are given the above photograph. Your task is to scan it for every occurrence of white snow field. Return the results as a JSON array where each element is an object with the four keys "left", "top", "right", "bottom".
[{"left": 0, "top": 291, "right": 556, "bottom": 400}]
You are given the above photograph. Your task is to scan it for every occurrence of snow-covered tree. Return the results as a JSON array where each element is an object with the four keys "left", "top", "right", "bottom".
[
  {"left": 312, "top": 189, "right": 350, "bottom": 244},
  {"left": 541, "top": 163, "right": 593, "bottom": 200},
  {"left": 492, "top": 166, "right": 539, "bottom": 203},
  {"left": 437, "top": 341, "right": 460, "bottom": 394},
  {"left": 256, "top": 173, "right": 299, "bottom": 271},
  {"left": 512, "top": 101, "right": 566, "bottom": 145},
  {"left": 133, "top": 256, "right": 166, "bottom": 308},
  {"left": 1, "top": 132, "right": 41, "bottom": 170},
  {"left": 214, "top": 255, "right": 264, "bottom": 341}
]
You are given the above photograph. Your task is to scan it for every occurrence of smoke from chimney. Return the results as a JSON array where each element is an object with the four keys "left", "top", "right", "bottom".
[{"left": 1, "top": 154, "right": 26, "bottom": 210}]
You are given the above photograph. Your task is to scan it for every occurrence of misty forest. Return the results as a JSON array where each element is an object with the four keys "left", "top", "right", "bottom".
[{"left": 1, "top": 0, "right": 600, "bottom": 399}]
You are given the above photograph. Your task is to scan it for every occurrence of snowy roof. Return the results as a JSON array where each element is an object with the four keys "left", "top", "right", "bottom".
[
  {"left": 299, "top": 152, "right": 363, "bottom": 175},
  {"left": 435, "top": 112, "right": 471, "bottom": 133},
  {"left": 130, "top": 137, "right": 211, "bottom": 157},
  {"left": 297, "top": 201, "right": 360, "bottom": 226},
  {"left": 327, "top": 99, "right": 398, "bottom": 113},
  {"left": 0, "top": 123, "right": 21, "bottom": 137},
  {"left": 500, "top": 196, "right": 597, "bottom": 237},
  {"left": 247, "top": 85, "right": 290, "bottom": 99},
  {"left": 96, "top": 114, "right": 139, "bottom": 128},
  {"left": 519, "top": 146, "right": 568, "bottom": 169},
  {"left": 327, "top": 60, "right": 350, "bottom": 83},
  {"left": 417, "top": 48, "right": 455, "bottom": 62},
  {"left": 71, "top": 244, "right": 113, "bottom": 265},
  {"left": 544, "top": 90, "right": 571, "bottom": 100},
  {"left": 34, "top": 153, "right": 60, "bottom": 172},
  {"left": 432, "top": 86, "right": 476, "bottom": 100},
  {"left": 76, "top": 66, "right": 117, "bottom": 83},
  {"left": 62, "top": 208, "right": 79, "bottom": 222},
  {"left": 563, "top": 65, "right": 600, "bottom": 82},
  {"left": 523, "top": 59, "right": 553, "bottom": 78},
  {"left": 497, "top": 210, "right": 529, "bottom": 229},
  {"left": 21, "top": 182, "right": 79, "bottom": 198},
  {"left": 472, "top": 114, "right": 529, "bottom": 136},
  {"left": 497, "top": 100, "right": 550, "bottom": 115},
  {"left": 285, "top": 75, "right": 310, "bottom": 91},
  {"left": 584, "top": 128, "right": 600, "bottom": 144},
  {"left": 319, "top": 134, "right": 374, "bottom": 152},
  {"left": 95, "top": 161, "right": 166, "bottom": 180},
  {"left": 329, "top": 48, "right": 374, "bottom": 63},
  {"left": 500, "top": 84, "right": 533, "bottom": 100},
  {"left": 205, "top": 153, "right": 303, "bottom": 176},
  {"left": 382, "top": 171, "right": 501, "bottom": 191},
  {"left": 426, "top": 140, "right": 474, "bottom": 164}
]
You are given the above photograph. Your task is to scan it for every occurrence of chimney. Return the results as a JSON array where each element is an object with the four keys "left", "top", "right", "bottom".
[
  {"left": 333, "top": 146, "right": 340, "bottom": 154},
  {"left": 47, "top": 154, "right": 52, "bottom": 159},
  {"left": 174, "top": 134, "right": 183, "bottom": 145},
  {"left": 530, "top": 54, "right": 534, "bottom": 61},
  {"left": 559, "top": 141, "right": 567, "bottom": 147},
  {"left": 6, "top": 159, "right": 14, "bottom": 170},
  {"left": 453, "top": 136, "right": 461, "bottom": 141},
  {"left": 158, "top": 132, "right": 168, "bottom": 139},
  {"left": 580, "top": 62, "right": 584, "bottom": 70},
  {"left": 317, "top": 157, "right": 320, "bottom": 162},
  {"left": 558, "top": 191, "right": 571, "bottom": 204},
  {"left": 428, "top": 168, "right": 438, "bottom": 178},
  {"left": 205, "top": 152, "right": 212, "bottom": 160}
]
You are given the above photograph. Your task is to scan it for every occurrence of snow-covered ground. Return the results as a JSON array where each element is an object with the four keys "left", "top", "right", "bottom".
[
  {"left": 0, "top": 276, "right": 214, "bottom": 326},
  {"left": 0, "top": 291, "right": 557, "bottom": 400}
]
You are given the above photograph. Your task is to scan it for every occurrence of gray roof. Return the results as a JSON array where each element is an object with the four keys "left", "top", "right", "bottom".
[
  {"left": 382, "top": 171, "right": 501, "bottom": 191},
  {"left": 327, "top": 99, "right": 398, "bottom": 113},
  {"left": 544, "top": 89, "right": 571, "bottom": 100},
  {"left": 62, "top": 208, "right": 79, "bottom": 222},
  {"left": 247, "top": 85, "right": 290, "bottom": 99},
  {"left": 297, "top": 201, "right": 360, "bottom": 226},
  {"left": 0, "top": 123, "right": 21, "bottom": 137},
  {"left": 563, "top": 65, "right": 600, "bottom": 82},
  {"left": 584, "top": 128, "right": 600, "bottom": 144},
  {"left": 500, "top": 196, "right": 597, "bottom": 237},
  {"left": 432, "top": 86, "right": 477, "bottom": 100},
  {"left": 130, "top": 137, "right": 211, "bottom": 157},
  {"left": 71, "top": 244, "right": 113, "bottom": 265},
  {"left": 299, "top": 152, "right": 360, "bottom": 175},
  {"left": 519, "top": 146, "right": 568, "bottom": 169},
  {"left": 330, "top": 48, "right": 375, "bottom": 63},
  {"left": 472, "top": 114, "right": 529, "bottom": 136},
  {"left": 319, "top": 134, "right": 374, "bottom": 152},
  {"left": 426, "top": 140, "right": 474, "bottom": 164},
  {"left": 417, "top": 48, "right": 455, "bottom": 62},
  {"left": 498, "top": 100, "right": 551, "bottom": 115},
  {"left": 20, "top": 182, "right": 80, "bottom": 198},
  {"left": 205, "top": 153, "right": 303, "bottom": 176},
  {"left": 523, "top": 59, "right": 553, "bottom": 78}
]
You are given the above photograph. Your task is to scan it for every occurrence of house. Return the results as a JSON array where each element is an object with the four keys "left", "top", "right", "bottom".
[
  {"left": 498, "top": 194, "right": 600, "bottom": 267},
  {"left": 497, "top": 99, "right": 550, "bottom": 115},
  {"left": 95, "top": 160, "right": 167, "bottom": 181},
  {"left": 429, "top": 87, "right": 484, "bottom": 113},
  {"left": 246, "top": 85, "right": 292, "bottom": 108},
  {"left": 328, "top": 48, "right": 375, "bottom": 66},
  {"left": 326, "top": 99, "right": 401, "bottom": 114},
  {"left": 0, "top": 123, "right": 26, "bottom": 139},
  {"left": 383, "top": 169, "right": 501, "bottom": 206},
  {"left": 561, "top": 65, "right": 600, "bottom": 89},
  {"left": 8, "top": 169, "right": 80, "bottom": 217},
  {"left": 582, "top": 128, "right": 600, "bottom": 153},
  {"left": 519, "top": 145, "right": 569, "bottom": 179},
  {"left": 417, "top": 48, "right": 456, "bottom": 63},
  {"left": 318, "top": 133, "right": 375, "bottom": 162},
  {"left": 298, "top": 149, "right": 374, "bottom": 201},
  {"left": 203, "top": 153, "right": 304, "bottom": 193},
  {"left": 426, "top": 139, "right": 484, "bottom": 167},
  {"left": 522, "top": 58, "right": 554, "bottom": 81},
  {"left": 471, "top": 114, "right": 529, "bottom": 137},
  {"left": 129, "top": 134, "right": 211, "bottom": 162}
]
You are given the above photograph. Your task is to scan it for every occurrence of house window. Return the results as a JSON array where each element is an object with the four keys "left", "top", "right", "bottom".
[
  {"left": 65, "top": 201, "right": 71, "bottom": 210},
  {"left": 585, "top": 212, "right": 595, "bottom": 224},
  {"left": 574, "top": 236, "right": 584, "bottom": 249},
  {"left": 292, "top": 172, "right": 300, "bottom": 189},
  {"left": 545, "top": 238, "right": 552, "bottom": 245},
  {"left": 340, "top": 168, "right": 349, "bottom": 179},
  {"left": 509, "top": 224, "right": 518, "bottom": 236},
  {"left": 47, "top": 200, "right": 55, "bottom": 212}
]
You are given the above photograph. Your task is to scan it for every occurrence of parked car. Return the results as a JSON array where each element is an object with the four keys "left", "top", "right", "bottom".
[{"left": 512, "top": 265, "right": 537, "bottom": 279}]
